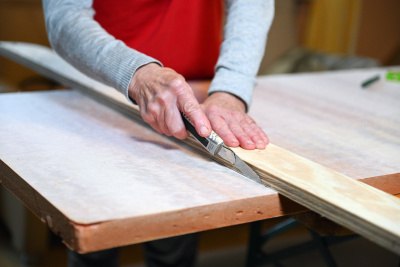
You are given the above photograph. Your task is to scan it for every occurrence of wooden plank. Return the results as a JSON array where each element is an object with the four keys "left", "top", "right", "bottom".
[
  {"left": 1, "top": 42, "right": 400, "bottom": 254},
  {"left": 235, "top": 145, "right": 400, "bottom": 254}
]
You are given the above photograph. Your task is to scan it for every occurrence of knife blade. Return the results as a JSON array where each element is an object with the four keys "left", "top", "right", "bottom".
[{"left": 181, "top": 112, "right": 262, "bottom": 184}]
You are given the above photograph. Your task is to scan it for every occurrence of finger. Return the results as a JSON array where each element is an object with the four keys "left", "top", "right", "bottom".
[
  {"left": 146, "top": 101, "right": 171, "bottom": 136},
  {"left": 228, "top": 120, "right": 256, "bottom": 150},
  {"left": 177, "top": 90, "right": 211, "bottom": 137},
  {"left": 157, "top": 116, "right": 172, "bottom": 136},
  {"left": 157, "top": 105, "right": 173, "bottom": 137},
  {"left": 209, "top": 114, "right": 240, "bottom": 147},
  {"left": 246, "top": 117, "right": 268, "bottom": 143},
  {"left": 258, "top": 128, "right": 269, "bottom": 143},
  {"left": 253, "top": 124, "right": 269, "bottom": 145},
  {"left": 165, "top": 107, "right": 188, "bottom": 139},
  {"left": 142, "top": 110, "right": 163, "bottom": 135},
  {"left": 240, "top": 119, "right": 268, "bottom": 149},
  {"left": 247, "top": 118, "right": 269, "bottom": 146}
]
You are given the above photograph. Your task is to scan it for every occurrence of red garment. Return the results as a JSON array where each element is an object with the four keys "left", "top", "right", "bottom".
[{"left": 93, "top": 0, "right": 223, "bottom": 80}]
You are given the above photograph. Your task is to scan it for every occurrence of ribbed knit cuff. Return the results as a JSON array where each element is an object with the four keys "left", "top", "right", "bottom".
[
  {"left": 103, "top": 44, "right": 162, "bottom": 105},
  {"left": 208, "top": 67, "right": 256, "bottom": 110}
]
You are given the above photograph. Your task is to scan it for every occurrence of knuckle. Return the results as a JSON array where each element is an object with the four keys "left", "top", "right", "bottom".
[
  {"left": 169, "top": 77, "right": 186, "bottom": 91},
  {"left": 213, "top": 123, "right": 227, "bottom": 133},
  {"left": 239, "top": 117, "right": 250, "bottom": 127},
  {"left": 249, "top": 133, "right": 260, "bottom": 141},
  {"left": 171, "top": 127, "right": 185, "bottom": 137},
  {"left": 183, "top": 101, "right": 200, "bottom": 114},
  {"left": 242, "top": 125, "right": 252, "bottom": 133},
  {"left": 230, "top": 126, "right": 243, "bottom": 134},
  {"left": 156, "top": 92, "right": 171, "bottom": 107},
  {"left": 234, "top": 112, "right": 245, "bottom": 121},
  {"left": 247, "top": 119, "right": 257, "bottom": 127},
  {"left": 142, "top": 113, "right": 155, "bottom": 124},
  {"left": 239, "top": 117, "right": 247, "bottom": 124},
  {"left": 207, "top": 103, "right": 220, "bottom": 113},
  {"left": 147, "top": 102, "right": 158, "bottom": 115}
]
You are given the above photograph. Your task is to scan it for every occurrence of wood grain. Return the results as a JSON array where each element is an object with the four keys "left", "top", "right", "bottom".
[
  {"left": 234, "top": 145, "right": 400, "bottom": 253},
  {"left": 0, "top": 90, "right": 303, "bottom": 253},
  {"left": 1, "top": 42, "right": 399, "bottom": 254},
  {"left": 250, "top": 71, "right": 400, "bottom": 183}
]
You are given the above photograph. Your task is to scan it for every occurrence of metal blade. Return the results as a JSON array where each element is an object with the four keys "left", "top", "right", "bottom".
[
  {"left": 217, "top": 146, "right": 262, "bottom": 184},
  {"left": 181, "top": 113, "right": 261, "bottom": 184}
]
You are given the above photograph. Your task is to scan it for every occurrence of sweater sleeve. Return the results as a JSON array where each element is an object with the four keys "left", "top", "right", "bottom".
[
  {"left": 42, "top": 0, "right": 162, "bottom": 102},
  {"left": 208, "top": 0, "right": 274, "bottom": 109}
]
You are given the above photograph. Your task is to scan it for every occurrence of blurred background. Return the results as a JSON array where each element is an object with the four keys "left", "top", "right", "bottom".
[
  {"left": 0, "top": 0, "right": 399, "bottom": 92},
  {"left": 0, "top": 0, "right": 399, "bottom": 266}
]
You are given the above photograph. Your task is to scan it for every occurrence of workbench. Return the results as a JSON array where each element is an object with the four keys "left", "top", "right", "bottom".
[{"left": 1, "top": 62, "right": 399, "bottom": 254}]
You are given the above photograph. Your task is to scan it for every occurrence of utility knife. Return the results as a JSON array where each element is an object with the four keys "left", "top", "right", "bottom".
[{"left": 181, "top": 113, "right": 262, "bottom": 184}]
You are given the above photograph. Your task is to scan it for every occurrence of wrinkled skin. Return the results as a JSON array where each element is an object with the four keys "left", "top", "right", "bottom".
[{"left": 129, "top": 63, "right": 269, "bottom": 150}]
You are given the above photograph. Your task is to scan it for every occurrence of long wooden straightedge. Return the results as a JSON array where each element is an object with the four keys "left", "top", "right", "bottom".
[{"left": 0, "top": 42, "right": 399, "bottom": 254}]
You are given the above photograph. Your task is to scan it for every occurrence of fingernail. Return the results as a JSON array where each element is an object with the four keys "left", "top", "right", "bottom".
[
  {"left": 200, "top": 126, "right": 209, "bottom": 136},
  {"left": 246, "top": 140, "right": 255, "bottom": 146},
  {"left": 256, "top": 141, "right": 265, "bottom": 149}
]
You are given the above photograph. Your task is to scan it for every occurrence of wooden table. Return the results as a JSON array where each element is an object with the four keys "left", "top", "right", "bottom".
[{"left": 1, "top": 67, "right": 399, "bottom": 253}]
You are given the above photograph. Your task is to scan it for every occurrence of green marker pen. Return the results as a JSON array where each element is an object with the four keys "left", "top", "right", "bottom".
[{"left": 361, "top": 75, "right": 380, "bottom": 88}]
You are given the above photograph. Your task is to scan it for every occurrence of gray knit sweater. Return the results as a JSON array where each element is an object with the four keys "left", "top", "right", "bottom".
[{"left": 43, "top": 0, "right": 274, "bottom": 108}]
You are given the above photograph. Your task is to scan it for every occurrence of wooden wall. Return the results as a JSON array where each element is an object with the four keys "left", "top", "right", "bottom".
[
  {"left": 0, "top": 0, "right": 49, "bottom": 89},
  {"left": 356, "top": 0, "right": 400, "bottom": 64},
  {"left": 301, "top": 0, "right": 400, "bottom": 64}
]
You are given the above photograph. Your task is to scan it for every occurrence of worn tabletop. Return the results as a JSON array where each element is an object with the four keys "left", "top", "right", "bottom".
[{"left": 0, "top": 67, "right": 399, "bottom": 252}]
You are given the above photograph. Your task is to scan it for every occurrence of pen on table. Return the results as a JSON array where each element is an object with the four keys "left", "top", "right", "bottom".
[{"left": 361, "top": 75, "right": 380, "bottom": 88}]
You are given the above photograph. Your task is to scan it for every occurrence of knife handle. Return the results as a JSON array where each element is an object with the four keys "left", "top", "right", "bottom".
[{"left": 181, "top": 112, "right": 223, "bottom": 155}]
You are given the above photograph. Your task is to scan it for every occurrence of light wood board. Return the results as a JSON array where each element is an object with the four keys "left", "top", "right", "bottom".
[{"left": 0, "top": 42, "right": 399, "bottom": 254}]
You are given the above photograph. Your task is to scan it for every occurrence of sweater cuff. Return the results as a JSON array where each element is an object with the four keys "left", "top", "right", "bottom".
[
  {"left": 104, "top": 45, "right": 162, "bottom": 105},
  {"left": 208, "top": 67, "right": 256, "bottom": 110}
]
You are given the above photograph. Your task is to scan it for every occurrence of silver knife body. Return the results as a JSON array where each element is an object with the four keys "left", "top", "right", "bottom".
[
  {"left": 216, "top": 145, "right": 262, "bottom": 184},
  {"left": 181, "top": 113, "right": 262, "bottom": 184}
]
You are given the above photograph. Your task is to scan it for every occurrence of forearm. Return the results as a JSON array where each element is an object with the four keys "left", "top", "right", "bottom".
[
  {"left": 42, "top": 0, "right": 161, "bottom": 100},
  {"left": 209, "top": 0, "right": 274, "bottom": 109}
]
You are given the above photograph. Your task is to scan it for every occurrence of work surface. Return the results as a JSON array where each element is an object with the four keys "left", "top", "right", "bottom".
[
  {"left": 253, "top": 70, "right": 399, "bottom": 184},
  {"left": 1, "top": 67, "right": 399, "bottom": 252}
]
